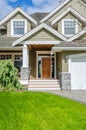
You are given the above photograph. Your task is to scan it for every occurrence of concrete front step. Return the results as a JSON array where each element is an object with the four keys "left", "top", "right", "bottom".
[
  {"left": 28, "top": 87, "right": 60, "bottom": 91},
  {"left": 29, "top": 82, "right": 60, "bottom": 85},
  {"left": 20, "top": 79, "right": 61, "bottom": 90},
  {"left": 28, "top": 85, "right": 60, "bottom": 88},
  {"left": 28, "top": 79, "right": 60, "bottom": 88}
]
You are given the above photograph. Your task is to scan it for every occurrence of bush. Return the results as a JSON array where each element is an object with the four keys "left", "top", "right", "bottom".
[{"left": 0, "top": 60, "right": 22, "bottom": 90}]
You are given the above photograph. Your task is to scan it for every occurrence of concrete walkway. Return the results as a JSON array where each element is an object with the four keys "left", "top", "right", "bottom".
[{"left": 45, "top": 90, "right": 86, "bottom": 104}]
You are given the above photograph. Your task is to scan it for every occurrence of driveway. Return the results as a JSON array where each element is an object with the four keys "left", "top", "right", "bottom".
[{"left": 46, "top": 90, "right": 86, "bottom": 104}]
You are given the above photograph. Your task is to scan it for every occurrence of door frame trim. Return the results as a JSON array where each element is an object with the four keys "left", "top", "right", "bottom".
[{"left": 36, "top": 51, "right": 56, "bottom": 79}]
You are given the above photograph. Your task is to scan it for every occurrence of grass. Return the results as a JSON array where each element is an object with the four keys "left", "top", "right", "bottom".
[{"left": 0, "top": 91, "right": 86, "bottom": 130}]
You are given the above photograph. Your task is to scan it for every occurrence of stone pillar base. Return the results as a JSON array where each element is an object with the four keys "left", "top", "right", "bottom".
[
  {"left": 21, "top": 67, "right": 31, "bottom": 80},
  {"left": 59, "top": 72, "right": 71, "bottom": 90}
]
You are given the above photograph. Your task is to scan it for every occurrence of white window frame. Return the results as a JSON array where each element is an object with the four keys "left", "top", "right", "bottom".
[
  {"left": 62, "top": 19, "right": 78, "bottom": 37},
  {"left": 11, "top": 19, "right": 27, "bottom": 37}
]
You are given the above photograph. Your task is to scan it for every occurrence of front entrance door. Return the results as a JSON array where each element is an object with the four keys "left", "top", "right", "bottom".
[
  {"left": 42, "top": 58, "right": 50, "bottom": 78},
  {"left": 37, "top": 52, "right": 56, "bottom": 79}
]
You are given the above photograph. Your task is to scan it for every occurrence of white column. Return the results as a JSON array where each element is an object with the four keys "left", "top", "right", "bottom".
[{"left": 23, "top": 44, "right": 29, "bottom": 67}]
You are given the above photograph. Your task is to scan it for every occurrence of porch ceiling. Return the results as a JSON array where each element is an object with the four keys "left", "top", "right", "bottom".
[{"left": 28, "top": 44, "right": 53, "bottom": 49}]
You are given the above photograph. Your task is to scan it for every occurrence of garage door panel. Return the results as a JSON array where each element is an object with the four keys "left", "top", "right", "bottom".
[
  {"left": 71, "top": 74, "right": 86, "bottom": 89},
  {"left": 70, "top": 56, "right": 86, "bottom": 90}
]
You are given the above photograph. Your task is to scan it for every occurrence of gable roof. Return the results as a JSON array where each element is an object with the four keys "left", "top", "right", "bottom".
[
  {"left": 67, "top": 27, "right": 86, "bottom": 42},
  {"left": 13, "top": 23, "right": 67, "bottom": 46},
  {"left": 51, "top": 7, "right": 86, "bottom": 25},
  {"left": 0, "top": 7, "right": 37, "bottom": 26},
  {"left": 40, "top": 0, "right": 71, "bottom": 23}
]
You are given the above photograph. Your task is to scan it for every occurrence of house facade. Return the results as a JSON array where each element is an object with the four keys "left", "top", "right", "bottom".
[{"left": 0, "top": 0, "right": 86, "bottom": 90}]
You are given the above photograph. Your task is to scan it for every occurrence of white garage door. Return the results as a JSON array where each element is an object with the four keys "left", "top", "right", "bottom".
[{"left": 70, "top": 55, "right": 86, "bottom": 90}]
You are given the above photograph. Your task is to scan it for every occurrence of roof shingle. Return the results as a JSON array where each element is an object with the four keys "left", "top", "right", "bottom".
[
  {"left": 54, "top": 40, "right": 86, "bottom": 47},
  {"left": 31, "top": 12, "right": 49, "bottom": 22},
  {"left": 0, "top": 36, "right": 22, "bottom": 50}
]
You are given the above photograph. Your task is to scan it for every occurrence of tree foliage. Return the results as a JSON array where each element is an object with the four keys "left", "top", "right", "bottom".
[{"left": 0, "top": 60, "right": 22, "bottom": 90}]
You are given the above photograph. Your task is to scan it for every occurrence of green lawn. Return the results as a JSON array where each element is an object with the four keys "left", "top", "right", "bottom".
[{"left": 0, "top": 92, "right": 86, "bottom": 130}]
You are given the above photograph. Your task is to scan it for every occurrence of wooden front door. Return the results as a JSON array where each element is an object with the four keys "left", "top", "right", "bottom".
[{"left": 42, "top": 58, "right": 50, "bottom": 78}]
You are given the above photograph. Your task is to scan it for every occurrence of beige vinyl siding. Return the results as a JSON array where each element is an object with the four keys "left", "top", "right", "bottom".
[
  {"left": 62, "top": 51, "right": 86, "bottom": 72},
  {"left": 57, "top": 13, "right": 83, "bottom": 34},
  {"left": 7, "top": 13, "right": 32, "bottom": 36},
  {"left": 27, "top": 29, "right": 61, "bottom": 41},
  {"left": 48, "top": 0, "right": 86, "bottom": 22}
]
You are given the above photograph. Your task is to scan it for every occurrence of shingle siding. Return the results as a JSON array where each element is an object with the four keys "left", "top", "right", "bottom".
[{"left": 27, "top": 29, "right": 61, "bottom": 41}]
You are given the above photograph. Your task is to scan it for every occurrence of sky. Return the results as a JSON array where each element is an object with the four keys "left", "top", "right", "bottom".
[{"left": 0, "top": 0, "right": 62, "bottom": 20}]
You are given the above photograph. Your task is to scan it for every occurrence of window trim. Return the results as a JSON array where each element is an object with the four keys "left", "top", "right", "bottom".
[
  {"left": 62, "top": 19, "right": 78, "bottom": 37},
  {"left": 11, "top": 19, "right": 27, "bottom": 37}
]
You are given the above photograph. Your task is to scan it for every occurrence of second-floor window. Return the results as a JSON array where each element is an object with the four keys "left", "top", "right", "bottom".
[
  {"left": 11, "top": 19, "right": 27, "bottom": 36},
  {"left": 62, "top": 19, "right": 78, "bottom": 37}
]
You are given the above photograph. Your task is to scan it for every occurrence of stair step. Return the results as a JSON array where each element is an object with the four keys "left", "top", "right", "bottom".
[
  {"left": 28, "top": 84, "right": 60, "bottom": 88},
  {"left": 29, "top": 80, "right": 59, "bottom": 82},
  {"left": 20, "top": 80, "right": 60, "bottom": 89},
  {"left": 29, "top": 82, "right": 60, "bottom": 85},
  {"left": 28, "top": 87, "right": 60, "bottom": 91},
  {"left": 29, "top": 80, "right": 60, "bottom": 84},
  {"left": 29, "top": 79, "right": 60, "bottom": 88}
]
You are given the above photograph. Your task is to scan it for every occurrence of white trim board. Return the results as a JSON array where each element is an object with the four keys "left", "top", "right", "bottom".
[
  {"left": 67, "top": 27, "right": 86, "bottom": 42},
  {"left": 13, "top": 23, "right": 66, "bottom": 46},
  {"left": 62, "top": 19, "right": 78, "bottom": 37},
  {"left": 51, "top": 7, "right": 86, "bottom": 25},
  {"left": 0, "top": 7, "right": 37, "bottom": 26},
  {"left": 24, "top": 41, "right": 61, "bottom": 45},
  {"left": 52, "top": 47, "right": 86, "bottom": 52},
  {"left": 11, "top": 19, "right": 27, "bottom": 37},
  {"left": 40, "top": 0, "right": 71, "bottom": 23}
]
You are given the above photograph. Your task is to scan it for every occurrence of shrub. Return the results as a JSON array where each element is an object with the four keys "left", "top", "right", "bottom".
[{"left": 0, "top": 60, "right": 22, "bottom": 90}]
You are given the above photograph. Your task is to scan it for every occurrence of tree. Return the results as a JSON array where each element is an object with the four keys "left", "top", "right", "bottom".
[{"left": 0, "top": 60, "right": 22, "bottom": 90}]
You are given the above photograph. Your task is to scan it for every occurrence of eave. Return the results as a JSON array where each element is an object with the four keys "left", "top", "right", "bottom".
[{"left": 0, "top": 7, "right": 37, "bottom": 26}]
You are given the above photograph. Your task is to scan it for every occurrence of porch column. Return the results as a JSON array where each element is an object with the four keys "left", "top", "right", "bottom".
[
  {"left": 23, "top": 44, "right": 29, "bottom": 67},
  {"left": 21, "top": 44, "right": 31, "bottom": 80}
]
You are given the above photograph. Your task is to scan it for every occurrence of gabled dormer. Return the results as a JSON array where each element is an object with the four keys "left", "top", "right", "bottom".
[
  {"left": 0, "top": 7, "right": 37, "bottom": 37},
  {"left": 51, "top": 6, "right": 86, "bottom": 37},
  {"left": 40, "top": 0, "right": 86, "bottom": 38}
]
